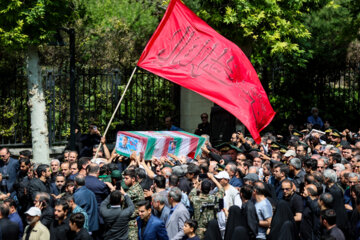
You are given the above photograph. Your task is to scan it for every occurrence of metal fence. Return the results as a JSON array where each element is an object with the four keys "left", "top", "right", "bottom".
[
  {"left": 262, "top": 62, "right": 360, "bottom": 131},
  {"left": 0, "top": 63, "right": 359, "bottom": 147},
  {"left": 0, "top": 68, "right": 180, "bottom": 146}
]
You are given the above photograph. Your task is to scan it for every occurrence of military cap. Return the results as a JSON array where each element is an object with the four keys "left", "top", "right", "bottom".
[
  {"left": 280, "top": 146, "right": 288, "bottom": 154},
  {"left": 331, "top": 129, "right": 343, "bottom": 138},
  {"left": 215, "top": 143, "right": 243, "bottom": 153},
  {"left": 324, "top": 128, "right": 333, "bottom": 134},
  {"left": 291, "top": 129, "right": 304, "bottom": 137},
  {"left": 111, "top": 170, "right": 122, "bottom": 179},
  {"left": 270, "top": 142, "right": 281, "bottom": 149}
]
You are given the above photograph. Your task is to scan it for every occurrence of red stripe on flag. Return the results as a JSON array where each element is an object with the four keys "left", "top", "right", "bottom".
[{"left": 174, "top": 131, "right": 198, "bottom": 158}]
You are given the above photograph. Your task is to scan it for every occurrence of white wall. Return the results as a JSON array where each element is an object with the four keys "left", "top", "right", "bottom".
[{"left": 180, "top": 87, "right": 213, "bottom": 133}]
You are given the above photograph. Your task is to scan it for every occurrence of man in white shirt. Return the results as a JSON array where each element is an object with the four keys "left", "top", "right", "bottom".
[
  {"left": 213, "top": 171, "right": 242, "bottom": 237},
  {"left": 214, "top": 171, "right": 242, "bottom": 208}
]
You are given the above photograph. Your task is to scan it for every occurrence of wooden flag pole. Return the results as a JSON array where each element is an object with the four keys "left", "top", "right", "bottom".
[{"left": 93, "top": 66, "right": 137, "bottom": 159}]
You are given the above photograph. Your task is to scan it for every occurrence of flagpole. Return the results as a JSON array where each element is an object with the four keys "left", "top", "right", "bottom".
[{"left": 94, "top": 66, "right": 138, "bottom": 159}]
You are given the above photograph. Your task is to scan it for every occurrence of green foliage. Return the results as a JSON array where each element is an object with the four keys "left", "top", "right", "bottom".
[
  {"left": 303, "top": 0, "right": 360, "bottom": 71},
  {"left": 0, "top": 0, "right": 75, "bottom": 49},
  {"left": 71, "top": 0, "right": 164, "bottom": 69},
  {"left": 190, "top": 0, "right": 328, "bottom": 66}
]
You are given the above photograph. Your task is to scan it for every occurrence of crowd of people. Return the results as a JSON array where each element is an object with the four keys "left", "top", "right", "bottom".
[{"left": 0, "top": 110, "right": 360, "bottom": 240}]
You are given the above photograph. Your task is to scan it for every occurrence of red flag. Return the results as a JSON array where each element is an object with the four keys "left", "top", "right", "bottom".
[{"left": 137, "top": 0, "right": 275, "bottom": 143}]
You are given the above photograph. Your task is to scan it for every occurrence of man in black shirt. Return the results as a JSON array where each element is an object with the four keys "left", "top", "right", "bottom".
[
  {"left": 282, "top": 180, "right": 303, "bottom": 231},
  {"left": 79, "top": 123, "right": 101, "bottom": 158},
  {"left": 50, "top": 200, "right": 72, "bottom": 240},
  {"left": 239, "top": 185, "right": 258, "bottom": 239},
  {"left": 194, "top": 113, "right": 211, "bottom": 136},
  {"left": 0, "top": 203, "right": 19, "bottom": 240},
  {"left": 289, "top": 158, "right": 306, "bottom": 192},
  {"left": 69, "top": 213, "right": 91, "bottom": 240},
  {"left": 321, "top": 209, "right": 345, "bottom": 240},
  {"left": 179, "top": 164, "right": 199, "bottom": 195},
  {"left": 28, "top": 164, "right": 51, "bottom": 201},
  {"left": 300, "top": 184, "right": 321, "bottom": 240}
]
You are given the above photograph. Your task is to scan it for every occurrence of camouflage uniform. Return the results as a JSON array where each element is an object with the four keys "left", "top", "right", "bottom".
[
  {"left": 125, "top": 182, "right": 144, "bottom": 240},
  {"left": 189, "top": 187, "right": 225, "bottom": 239}
]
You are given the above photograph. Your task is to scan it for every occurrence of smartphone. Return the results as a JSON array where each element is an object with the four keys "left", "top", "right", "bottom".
[{"left": 218, "top": 198, "right": 224, "bottom": 210}]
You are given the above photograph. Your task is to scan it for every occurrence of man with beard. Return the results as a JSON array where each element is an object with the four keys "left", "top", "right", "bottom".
[
  {"left": 28, "top": 164, "right": 51, "bottom": 201},
  {"left": 17, "top": 158, "right": 31, "bottom": 183},
  {"left": 23, "top": 207, "right": 50, "bottom": 240},
  {"left": 51, "top": 174, "right": 66, "bottom": 199},
  {"left": 14, "top": 158, "right": 32, "bottom": 218},
  {"left": 50, "top": 200, "right": 72, "bottom": 240}
]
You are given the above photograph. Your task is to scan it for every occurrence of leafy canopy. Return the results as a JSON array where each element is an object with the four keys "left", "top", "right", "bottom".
[
  {"left": 191, "top": 0, "right": 328, "bottom": 66},
  {"left": 0, "top": 0, "right": 74, "bottom": 49}
]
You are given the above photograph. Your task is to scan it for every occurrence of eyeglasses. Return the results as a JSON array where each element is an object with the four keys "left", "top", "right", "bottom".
[
  {"left": 201, "top": 116, "right": 208, "bottom": 119},
  {"left": 317, "top": 166, "right": 324, "bottom": 169},
  {"left": 0, "top": 155, "right": 6, "bottom": 158},
  {"left": 282, "top": 188, "right": 291, "bottom": 191}
]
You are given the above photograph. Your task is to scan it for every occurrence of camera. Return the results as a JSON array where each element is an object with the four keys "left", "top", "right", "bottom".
[
  {"left": 2, "top": 174, "right": 9, "bottom": 180},
  {"left": 200, "top": 198, "right": 224, "bottom": 213}
]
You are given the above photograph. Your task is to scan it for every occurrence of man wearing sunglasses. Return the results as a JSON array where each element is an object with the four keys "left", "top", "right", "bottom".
[
  {"left": 194, "top": 113, "right": 211, "bottom": 136},
  {"left": 0, "top": 148, "right": 19, "bottom": 194}
]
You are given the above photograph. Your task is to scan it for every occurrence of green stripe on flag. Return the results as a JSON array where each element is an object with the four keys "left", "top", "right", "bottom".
[
  {"left": 176, "top": 131, "right": 206, "bottom": 157},
  {"left": 133, "top": 131, "right": 157, "bottom": 160}
]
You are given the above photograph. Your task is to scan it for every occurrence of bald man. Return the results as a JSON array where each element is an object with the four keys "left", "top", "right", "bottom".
[{"left": 300, "top": 183, "right": 320, "bottom": 240}]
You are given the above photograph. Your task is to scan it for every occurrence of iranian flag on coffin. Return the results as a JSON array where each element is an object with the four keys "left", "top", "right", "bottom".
[{"left": 115, "top": 131, "right": 205, "bottom": 160}]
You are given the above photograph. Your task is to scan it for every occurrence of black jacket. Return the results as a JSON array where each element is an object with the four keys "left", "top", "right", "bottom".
[
  {"left": 40, "top": 206, "right": 54, "bottom": 229},
  {"left": 100, "top": 194, "right": 135, "bottom": 240},
  {"left": 73, "top": 228, "right": 92, "bottom": 240},
  {"left": 28, "top": 178, "right": 50, "bottom": 201},
  {"left": 50, "top": 218, "right": 73, "bottom": 240},
  {"left": 0, "top": 218, "right": 19, "bottom": 240},
  {"left": 326, "top": 184, "right": 349, "bottom": 234}
]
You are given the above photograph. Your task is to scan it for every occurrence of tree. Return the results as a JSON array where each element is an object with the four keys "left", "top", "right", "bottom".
[
  {"left": 72, "top": 0, "right": 163, "bottom": 69},
  {"left": 0, "top": 0, "right": 74, "bottom": 163},
  {"left": 190, "top": 0, "right": 328, "bottom": 65}
]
